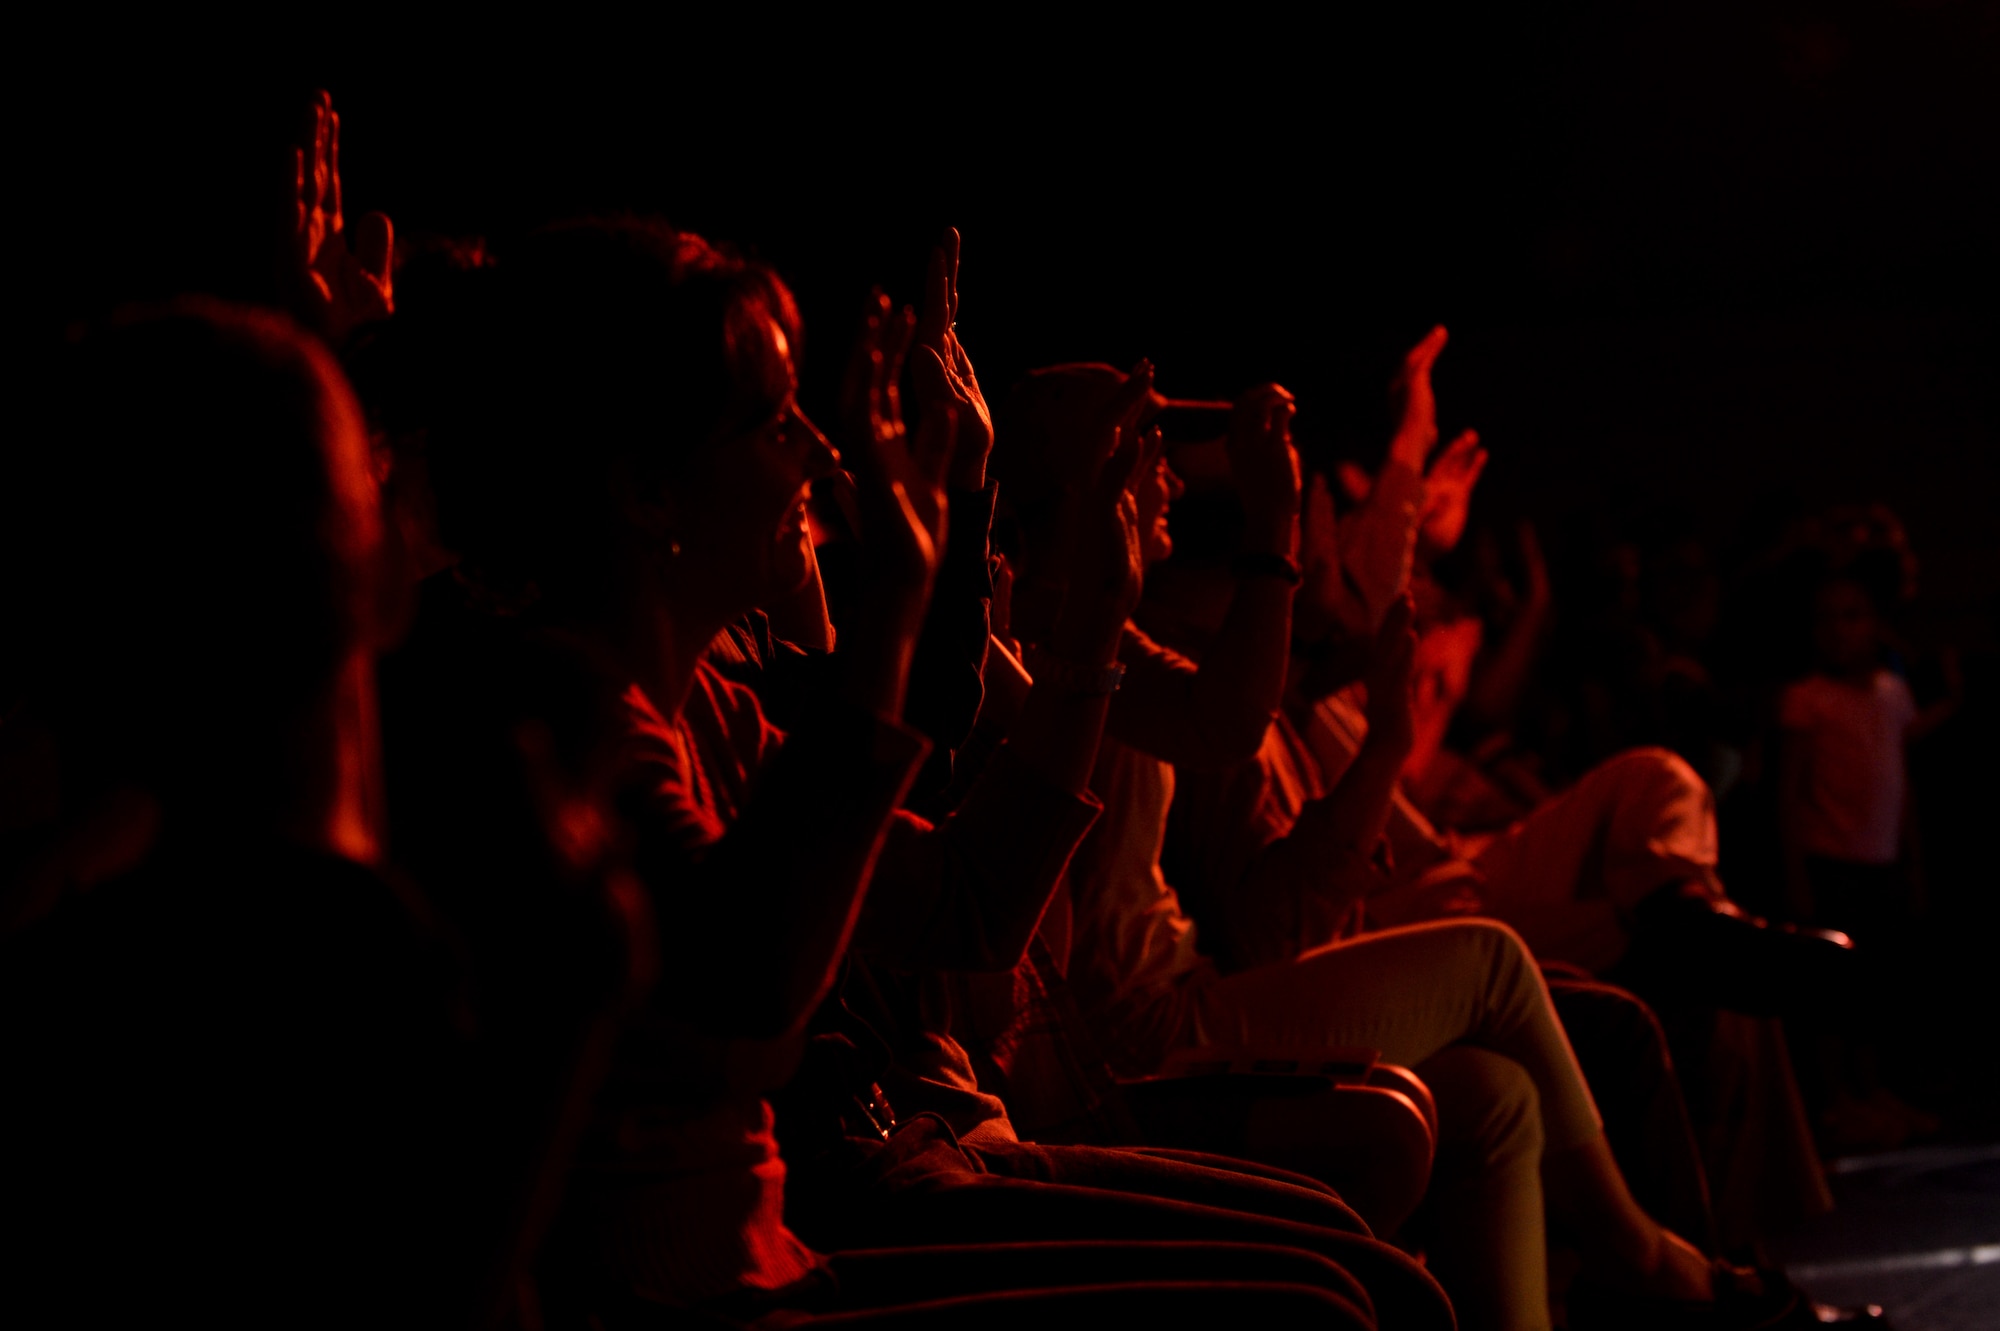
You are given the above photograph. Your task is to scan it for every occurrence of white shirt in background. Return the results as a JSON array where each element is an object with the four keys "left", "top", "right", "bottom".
[{"left": 1778, "top": 668, "right": 1917, "bottom": 865}]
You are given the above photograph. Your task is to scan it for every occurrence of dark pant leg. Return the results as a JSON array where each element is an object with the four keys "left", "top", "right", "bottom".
[
  {"left": 776, "top": 1279, "right": 1374, "bottom": 1328},
  {"left": 785, "top": 1121, "right": 1450, "bottom": 1328},
  {"left": 1546, "top": 975, "right": 1718, "bottom": 1252},
  {"left": 969, "top": 1139, "right": 1370, "bottom": 1233},
  {"left": 829, "top": 1174, "right": 1450, "bottom": 1330},
  {"left": 1113, "top": 1144, "right": 1350, "bottom": 1199}
]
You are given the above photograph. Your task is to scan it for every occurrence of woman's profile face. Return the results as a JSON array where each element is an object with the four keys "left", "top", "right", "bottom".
[
  {"left": 1136, "top": 452, "right": 1184, "bottom": 567},
  {"left": 684, "top": 315, "right": 839, "bottom": 608}
]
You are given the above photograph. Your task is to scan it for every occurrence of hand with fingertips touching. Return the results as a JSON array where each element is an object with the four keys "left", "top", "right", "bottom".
[
  {"left": 906, "top": 228, "right": 995, "bottom": 493},
  {"left": 288, "top": 90, "right": 393, "bottom": 345},
  {"left": 836, "top": 290, "right": 957, "bottom": 720}
]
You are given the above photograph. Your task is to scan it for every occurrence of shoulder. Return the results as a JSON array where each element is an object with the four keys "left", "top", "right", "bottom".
[
  {"left": 1876, "top": 670, "right": 1918, "bottom": 718},
  {"left": 1777, "top": 676, "right": 1830, "bottom": 727},
  {"left": 690, "top": 657, "right": 786, "bottom": 753}
]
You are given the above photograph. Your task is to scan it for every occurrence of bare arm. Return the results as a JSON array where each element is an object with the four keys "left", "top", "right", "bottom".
[{"left": 1228, "top": 599, "right": 1419, "bottom": 948}]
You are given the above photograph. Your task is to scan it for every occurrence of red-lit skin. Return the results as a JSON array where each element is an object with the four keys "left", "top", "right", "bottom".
[
  {"left": 1135, "top": 449, "right": 1184, "bottom": 568},
  {"left": 676, "top": 319, "right": 842, "bottom": 623}
]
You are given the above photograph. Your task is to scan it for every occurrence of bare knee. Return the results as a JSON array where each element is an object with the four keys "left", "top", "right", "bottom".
[
  {"left": 1603, "top": 746, "right": 1709, "bottom": 801},
  {"left": 1450, "top": 917, "right": 1539, "bottom": 982}
]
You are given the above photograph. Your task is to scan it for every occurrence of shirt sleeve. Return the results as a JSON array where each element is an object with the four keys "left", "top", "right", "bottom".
[{"left": 1884, "top": 673, "right": 1919, "bottom": 737}]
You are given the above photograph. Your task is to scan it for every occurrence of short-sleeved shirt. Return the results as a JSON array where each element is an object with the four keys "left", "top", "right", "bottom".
[{"left": 1777, "top": 669, "right": 1916, "bottom": 866}]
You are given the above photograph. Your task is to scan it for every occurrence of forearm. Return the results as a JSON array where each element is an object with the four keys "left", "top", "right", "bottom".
[
  {"left": 1340, "top": 462, "right": 1424, "bottom": 630},
  {"left": 903, "top": 484, "right": 998, "bottom": 758},
  {"left": 1186, "top": 573, "right": 1296, "bottom": 759}
]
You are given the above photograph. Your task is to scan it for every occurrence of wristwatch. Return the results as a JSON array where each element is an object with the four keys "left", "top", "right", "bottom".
[{"left": 1023, "top": 645, "right": 1127, "bottom": 696}]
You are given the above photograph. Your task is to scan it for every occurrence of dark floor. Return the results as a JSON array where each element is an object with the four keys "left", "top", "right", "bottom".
[{"left": 1769, "top": 1144, "right": 2000, "bottom": 1330}]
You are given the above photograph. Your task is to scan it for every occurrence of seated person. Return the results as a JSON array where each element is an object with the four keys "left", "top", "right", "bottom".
[
  {"left": 987, "top": 361, "right": 1749, "bottom": 1331},
  {"left": 0, "top": 301, "right": 478, "bottom": 1327},
  {"left": 396, "top": 220, "right": 1431, "bottom": 1328}
]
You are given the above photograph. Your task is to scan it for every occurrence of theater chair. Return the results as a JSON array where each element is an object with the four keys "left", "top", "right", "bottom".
[{"left": 1116, "top": 1048, "right": 1438, "bottom": 1238}]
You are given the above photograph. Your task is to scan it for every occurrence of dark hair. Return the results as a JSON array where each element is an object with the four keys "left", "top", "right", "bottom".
[
  {"left": 3, "top": 298, "right": 372, "bottom": 794},
  {"left": 422, "top": 219, "right": 800, "bottom": 600}
]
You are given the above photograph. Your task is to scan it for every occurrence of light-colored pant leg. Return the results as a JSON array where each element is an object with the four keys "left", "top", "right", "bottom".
[
  {"left": 1418, "top": 1047, "right": 1552, "bottom": 1331},
  {"left": 1473, "top": 747, "right": 1723, "bottom": 971},
  {"left": 1182, "top": 918, "right": 1603, "bottom": 1153}
]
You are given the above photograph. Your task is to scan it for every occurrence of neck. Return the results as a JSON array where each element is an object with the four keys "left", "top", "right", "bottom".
[
  {"left": 276, "top": 650, "right": 383, "bottom": 865},
  {"left": 609, "top": 556, "right": 741, "bottom": 720}
]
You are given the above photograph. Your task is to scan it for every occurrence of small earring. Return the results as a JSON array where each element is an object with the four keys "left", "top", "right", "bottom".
[{"left": 668, "top": 540, "right": 682, "bottom": 558}]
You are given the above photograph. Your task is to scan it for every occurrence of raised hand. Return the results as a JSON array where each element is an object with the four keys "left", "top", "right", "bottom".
[
  {"left": 1226, "top": 384, "right": 1302, "bottom": 559},
  {"left": 835, "top": 291, "right": 956, "bottom": 719},
  {"left": 289, "top": 91, "right": 393, "bottom": 345},
  {"left": 907, "top": 228, "right": 995, "bottom": 492},
  {"left": 1417, "top": 428, "right": 1489, "bottom": 560},
  {"left": 1387, "top": 324, "right": 1448, "bottom": 472}
]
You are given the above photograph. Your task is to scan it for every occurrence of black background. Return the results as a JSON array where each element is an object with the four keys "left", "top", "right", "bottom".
[{"left": 22, "top": 5, "right": 1999, "bottom": 640}]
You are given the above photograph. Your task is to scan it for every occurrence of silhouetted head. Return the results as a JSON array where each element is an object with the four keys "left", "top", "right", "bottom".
[
  {"left": 423, "top": 220, "right": 836, "bottom": 628},
  {"left": 6, "top": 299, "right": 384, "bottom": 833},
  {"left": 1812, "top": 574, "right": 1882, "bottom": 677}
]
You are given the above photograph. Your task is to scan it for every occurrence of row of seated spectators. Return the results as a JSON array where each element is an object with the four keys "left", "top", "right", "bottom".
[{"left": 0, "top": 93, "right": 1906, "bottom": 1329}]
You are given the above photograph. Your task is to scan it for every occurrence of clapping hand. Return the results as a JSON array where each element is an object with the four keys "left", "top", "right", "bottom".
[
  {"left": 1388, "top": 325, "right": 1448, "bottom": 472},
  {"left": 907, "top": 228, "right": 995, "bottom": 492},
  {"left": 1046, "top": 364, "right": 1157, "bottom": 665},
  {"left": 288, "top": 91, "right": 393, "bottom": 345},
  {"left": 1417, "top": 429, "right": 1489, "bottom": 560},
  {"left": 835, "top": 291, "right": 957, "bottom": 718}
]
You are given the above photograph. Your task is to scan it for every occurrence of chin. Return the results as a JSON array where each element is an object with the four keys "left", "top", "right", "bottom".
[{"left": 771, "top": 535, "right": 813, "bottom": 598}]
